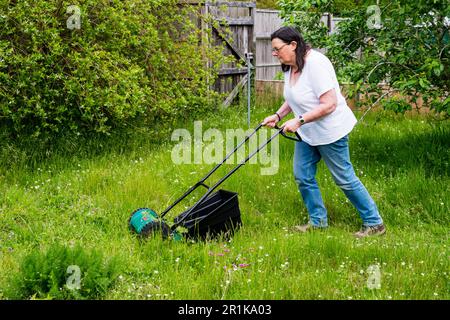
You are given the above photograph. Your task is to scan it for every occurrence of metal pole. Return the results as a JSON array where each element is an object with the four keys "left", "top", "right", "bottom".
[{"left": 246, "top": 52, "right": 253, "bottom": 128}]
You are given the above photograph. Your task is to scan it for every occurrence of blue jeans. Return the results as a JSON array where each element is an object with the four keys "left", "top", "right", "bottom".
[{"left": 293, "top": 135, "right": 383, "bottom": 227}]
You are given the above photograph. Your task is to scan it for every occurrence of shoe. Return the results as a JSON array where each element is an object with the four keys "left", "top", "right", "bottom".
[
  {"left": 292, "top": 223, "right": 324, "bottom": 233},
  {"left": 353, "top": 224, "right": 386, "bottom": 238}
]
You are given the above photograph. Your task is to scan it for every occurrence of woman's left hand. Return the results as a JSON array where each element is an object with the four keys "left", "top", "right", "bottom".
[{"left": 282, "top": 118, "right": 301, "bottom": 133}]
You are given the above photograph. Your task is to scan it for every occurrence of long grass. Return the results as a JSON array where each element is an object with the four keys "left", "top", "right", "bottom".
[{"left": 0, "top": 96, "right": 448, "bottom": 300}]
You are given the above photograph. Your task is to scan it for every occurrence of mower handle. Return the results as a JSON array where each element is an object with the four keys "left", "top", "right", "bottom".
[
  {"left": 274, "top": 124, "right": 302, "bottom": 141},
  {"left": 160, "top": 123, "right": 264, "bottom": 219},
  {"left": 161, "top": 123, "right": 300, "bottom": 233}
]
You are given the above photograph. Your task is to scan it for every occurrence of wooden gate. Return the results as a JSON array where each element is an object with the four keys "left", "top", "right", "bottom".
[{"left": 183, "top": 1, "right": 256, "bottom": 107}]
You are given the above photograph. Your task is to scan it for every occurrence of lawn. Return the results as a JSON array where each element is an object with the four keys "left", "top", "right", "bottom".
[{"left": 0, "top": 97, "right": 448, "bottom": 300}]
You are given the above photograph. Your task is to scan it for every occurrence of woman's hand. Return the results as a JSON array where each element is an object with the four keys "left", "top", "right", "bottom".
[
  {"left": 282, "top": 118, "right": 301, "bottom": 133},
  {"left": 262, "top": 114, "right": 279, "bottom": 128}
]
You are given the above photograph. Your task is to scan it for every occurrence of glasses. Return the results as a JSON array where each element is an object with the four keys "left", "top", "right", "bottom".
[{"left": 272, "top": 43, "right": 289, "bottom": 53}]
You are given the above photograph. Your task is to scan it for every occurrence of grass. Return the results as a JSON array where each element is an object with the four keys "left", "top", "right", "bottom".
[{"left": 0, "top": 95, "right": 449, "bottom": 300}]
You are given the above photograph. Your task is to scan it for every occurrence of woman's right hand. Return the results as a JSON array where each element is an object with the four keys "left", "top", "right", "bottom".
[{"left": 262, "top": 114, "right": 279, "bottom": 128}]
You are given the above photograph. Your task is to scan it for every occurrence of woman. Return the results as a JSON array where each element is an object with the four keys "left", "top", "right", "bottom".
[{"left": 262, "top": 26, "right": 385, "bottom": 238}]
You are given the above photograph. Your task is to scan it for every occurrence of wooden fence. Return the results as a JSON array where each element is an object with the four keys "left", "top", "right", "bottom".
[{"left": 254, "top": 9, "right": 283, "bottom": 81}]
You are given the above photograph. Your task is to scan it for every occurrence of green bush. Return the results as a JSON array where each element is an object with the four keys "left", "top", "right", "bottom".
[
  {"left": 257, "top": 0, "right": 278, "bottom": 9},
  {"left": 5, "top": 244, "right": 122, "bottom": 300},
  {"left": 0, "top": 0, "right": 227, "bottom": 137}
]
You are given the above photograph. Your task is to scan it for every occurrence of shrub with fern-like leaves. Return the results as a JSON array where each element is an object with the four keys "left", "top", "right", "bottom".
[{"left": 5, "top": 244, "right": 122, "bottom": 300}]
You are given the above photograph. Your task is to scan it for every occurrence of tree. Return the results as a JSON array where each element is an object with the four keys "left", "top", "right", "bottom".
[
  {"left": 256, "top": 1, "right": 278, "bottom": 9},
  {"left": 277, "top": 0, "right": 450, "bottom": 116}
]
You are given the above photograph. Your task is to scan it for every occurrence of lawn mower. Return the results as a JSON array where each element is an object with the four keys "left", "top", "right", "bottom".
[{"left": 128, "top": 123, "right": 300, "bottom": 241}]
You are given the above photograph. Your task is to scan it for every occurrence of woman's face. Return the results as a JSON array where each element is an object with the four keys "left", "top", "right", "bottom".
[{"left": 271, "top": 38, "right": 296, "bottom": 65}]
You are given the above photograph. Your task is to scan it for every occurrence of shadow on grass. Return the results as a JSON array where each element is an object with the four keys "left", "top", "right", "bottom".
[
  {"left": 0, "top": 120, "right": 174, "bottom": 176},
  {"left": 350, "top": 122, "right": 450, "bottom": 178}
]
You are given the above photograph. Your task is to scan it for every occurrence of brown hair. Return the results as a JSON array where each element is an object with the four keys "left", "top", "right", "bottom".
[{"left": 271, "top": 26, "right": 311, "bottom": 73}]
